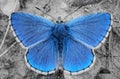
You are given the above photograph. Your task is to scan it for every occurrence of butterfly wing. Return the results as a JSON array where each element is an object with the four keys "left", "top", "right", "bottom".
[
  {"left": 63, "top": 12, "right": 111, "bottom": 73},
  {"left": 11, "top": 12, "right": 56, "bottom": 73},
  {"left": 65, "top": 13, "right": 111, "bottom": 47},
  {"left": 26, "top": 37, "right": 57, "bottom": 73},
  {"left": 11, "top": 12, "right": 54, "bottom": 47},
  {"left": 63, "top": 37, "right": 94, "bottom": 73}
]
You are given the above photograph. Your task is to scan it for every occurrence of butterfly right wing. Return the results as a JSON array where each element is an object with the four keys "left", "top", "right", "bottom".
[{"left": 11, "top": 12, "right": 54, "bottom": 47}]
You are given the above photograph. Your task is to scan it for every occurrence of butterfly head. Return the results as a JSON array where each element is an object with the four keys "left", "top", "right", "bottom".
[{"left": 56, "top": 17, "right": 64, "bottom": 23}]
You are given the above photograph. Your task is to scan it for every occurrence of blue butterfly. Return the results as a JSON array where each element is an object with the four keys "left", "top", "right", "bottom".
[{"left": 11, "top": 12, "right": 111, "bottom": 75}]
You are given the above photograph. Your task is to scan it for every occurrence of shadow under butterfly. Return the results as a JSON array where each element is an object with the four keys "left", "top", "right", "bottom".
[
  {"left": 10, "top": 12, "right": 112, "bottom": 75},
  {"left": 94, "top": 68, "right": 111, "bottom": 79},
  {"left": 99, "top": 68, "right": 111, "bottom": 74}
]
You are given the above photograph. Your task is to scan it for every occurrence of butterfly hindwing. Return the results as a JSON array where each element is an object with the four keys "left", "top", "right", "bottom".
[
  {"left": 63, "top": 37, "right": 94, "bottom": 72},
  {"left": 26, "top": 37, "right": 57, "bottom": 72},
  {"left": 65, "top": 13, "right": 111, "bottom": 47},
  {"left": 11, "top": 12, "right": 54, "bottom": 47}
]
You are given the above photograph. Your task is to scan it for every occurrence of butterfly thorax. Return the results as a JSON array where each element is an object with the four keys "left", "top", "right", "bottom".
[{"left": 52, "top": 23, "right": 68, "bottom": 40}]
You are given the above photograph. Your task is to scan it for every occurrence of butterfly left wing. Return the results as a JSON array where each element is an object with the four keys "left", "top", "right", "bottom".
[
  {"left": 11, "top": 12, "right": 57, "bottom": 74},
  {"left": 63, "top": 37, "right": 94, "bottom": 74},
  {"left": 65, "top": 12, "right": 111, "bottom": 47}
]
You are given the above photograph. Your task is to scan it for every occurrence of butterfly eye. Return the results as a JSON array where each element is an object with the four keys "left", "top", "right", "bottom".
[
  {"left": 60, "top": 21, "right": 63, "bottom": 23},
  {"left": 56, "top": 21, "right": 59, "bottom": 23}
]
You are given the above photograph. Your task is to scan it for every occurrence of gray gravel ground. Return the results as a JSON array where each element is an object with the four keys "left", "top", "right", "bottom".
[{"left": 0, "top": 0, "right": 120, "bottom": 79}]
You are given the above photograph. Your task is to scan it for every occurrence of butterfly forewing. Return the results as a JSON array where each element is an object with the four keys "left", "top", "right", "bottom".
[{"left": 65, "top": 13, "right": 111, "bottom": 47}]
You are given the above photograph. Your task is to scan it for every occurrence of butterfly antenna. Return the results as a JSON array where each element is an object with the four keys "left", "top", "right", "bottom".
[
  {"left": 0, "top": 0, "right": 18, "bottom": 57},
  {"left": 35, "top": 7, "right": 57, "bottom": 21},
  {"left": 63, "top": 6, "right": 82, "bottom": 21},
  {"left": 0, "top": 42, "right": 17, "bottom": 58},
  {"left": 0, "top": 1, "right": 17, "bottom": 52}
]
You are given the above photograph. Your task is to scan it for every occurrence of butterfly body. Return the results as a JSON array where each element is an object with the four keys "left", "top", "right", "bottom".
[
  {"left": 52, "top": 23, "right": 68, "bottom": 66},
  {"left": 11, "top": 12, "right": 111, "bottom": 75}
]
